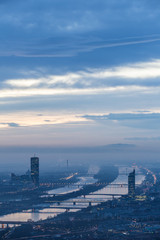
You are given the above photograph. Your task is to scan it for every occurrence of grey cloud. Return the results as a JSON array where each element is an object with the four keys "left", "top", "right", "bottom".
[
  {"left": 8, "top": 122, "right": 20, "bottom": 127},
  {"left": 0, "top": 122, "right": 20, "bottom": 127},
  {"left": 3, "top": 57, "right": 160, "bottom": 93},
  {"left": 108, "top": 113, "right": 160, "bottom": 120},
  {"left": 0, "top": 0, "right": 159, "bottom": 57},
  {"left": 83, "top": 112, "right": 160, "bottom": 129},
  {"left": 84, "top": 113, "right": 160, "bottom": 121},
  {"left": 0, "top": 34, "right": 160, "bottom": 58}
]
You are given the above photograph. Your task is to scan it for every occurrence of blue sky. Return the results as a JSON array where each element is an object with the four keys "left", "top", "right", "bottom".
[{"left": 1, "top": 0, "right": 160, "bottom": 168}]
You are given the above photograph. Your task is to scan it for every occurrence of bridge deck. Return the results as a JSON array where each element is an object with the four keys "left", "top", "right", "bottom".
[
  {"left": 41, "top": 183, "right": 140, "bottom": 187},
  {"left": 45, "top": 200, "right": 106, "bottom": 203},
  {"left": 25, "top": 206, "right": 83, "bottom": 210},
  {"left": 47, "top": 193, "right": 126, "bottom": 196}
]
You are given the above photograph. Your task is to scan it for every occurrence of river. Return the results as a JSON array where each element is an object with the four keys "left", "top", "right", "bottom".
[{"left": 0, "top": 167, "right": 145, "bottom": 222}]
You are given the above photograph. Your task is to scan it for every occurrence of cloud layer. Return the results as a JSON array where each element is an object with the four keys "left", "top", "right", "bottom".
[
  {"left": 1, "top": 0, "right": 160, "bottom": 154},
  {"left": 0, "top": 59, "right": 160, "bottom": 99},
  {"left": 83, "top": 111, "right": 160, "bottom": 130},
  {"left": 0, "top": 0, "right": 160, "bottom": 57}
]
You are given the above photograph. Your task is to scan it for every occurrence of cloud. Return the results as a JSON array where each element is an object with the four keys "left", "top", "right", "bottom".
[
  {"left": 0, "top": 0, "right": 160, "bottom": 151},
  {"left": 0, "top": 0, "right": 159, "bottom": 57},
  {"left": 86, "top": 59, "right": 160, "bottom": 81},
  {"left": 1, "top": 35, "right": 160, "bottom": 58},
  {"left": 84, "top": 112, "right": 160, "bottom": 120},
  {"left": 7, "top": 122, "right": 20, "bottom": 127},
  {"left": 0, "top": 122, "right": 20, "bottom": 128},
  {"left": 83, "top": 112, "right": 160, "bottom": 129},
  {"left": 1, "top": 59, "right": 160, "bottom": 99},
  {"left": 0, "top": 112, "right": 89, "bottom": 129},
  {"left": 0, "top": 86, "right": 150, "bottom": 99},
  {"left": 6, "top": 79, "right": 42, "bottom": 87},
  {"left": 83, "top": 112, "right": 160, "bottom": 121},
  {"left": 107, "top": 113, "right": 160, "bottom": 121}
]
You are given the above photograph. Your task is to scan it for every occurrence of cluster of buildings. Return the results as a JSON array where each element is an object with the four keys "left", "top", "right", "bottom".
[
  {"left": 11, "top": 156, "right": 39, "bottom": 187},
  {"left": 11, "top": 156, "right": 136, "bottom": 198}
]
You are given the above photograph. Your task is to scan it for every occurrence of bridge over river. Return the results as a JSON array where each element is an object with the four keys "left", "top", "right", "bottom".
[
  {"left": 46, "top": 193, "right": 127, "bottom": 197},
  {"left": 41, "top": 183, "right": 140, "bottom": 188}
]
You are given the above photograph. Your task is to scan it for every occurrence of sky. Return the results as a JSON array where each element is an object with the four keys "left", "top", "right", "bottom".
[{"left": 1, "top": 0, "right": 160, "bottom": 170}]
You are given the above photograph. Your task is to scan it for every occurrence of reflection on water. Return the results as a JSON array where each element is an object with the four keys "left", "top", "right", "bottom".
[
  {"left": 0, "top": 212, "right": 56, "bottom": 222},
  {"left": 0, "top": 167, "right": 145, "bottom": 222},
  {"left": 47, "top": 176, "right": 97, "bottom": 195},
  {"left": 81, "top": 168, "right": 145, "bottom": 200}
]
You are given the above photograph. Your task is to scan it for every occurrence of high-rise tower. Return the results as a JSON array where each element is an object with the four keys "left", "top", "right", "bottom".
[
  {"left": 31, "top": 156, "right": 39, "bottom": 186},
  {"left": 128, "top": 169, "right": 135, "bottom": 197}
]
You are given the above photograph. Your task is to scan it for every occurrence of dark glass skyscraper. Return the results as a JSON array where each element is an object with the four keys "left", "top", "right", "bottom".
[
  {"left": 31, "top": 156, "right": 39, "bottom": 186},
  {"left": 128, "top": 169, "right": 135, "bottom": 197}
]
